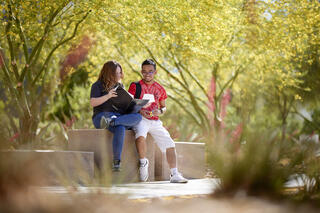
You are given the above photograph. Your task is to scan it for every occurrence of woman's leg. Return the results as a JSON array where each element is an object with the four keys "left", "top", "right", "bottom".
[
  {"left": 108, "top": 125, "right": 126, "bottom": 161},
  {"left": 113, "top": 113, "right": 142, "bottom": 127},
  {"left": 92, "top": 112, "right": 107, "bottom": 128},
  {"left": 93, "top": 112, "right": 119, "bottom": 129}
]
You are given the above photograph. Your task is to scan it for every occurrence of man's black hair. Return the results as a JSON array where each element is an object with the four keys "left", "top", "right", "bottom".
[{"left": 141, "top": 59, "right": 156, "bottom": 70}]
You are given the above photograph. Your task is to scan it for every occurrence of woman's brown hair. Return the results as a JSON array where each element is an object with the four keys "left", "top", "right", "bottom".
[{"left": 98, "top": 61, "right": 123, "bottom": 91}]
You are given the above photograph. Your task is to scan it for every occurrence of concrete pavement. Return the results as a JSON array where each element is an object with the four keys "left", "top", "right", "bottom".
[{"left": 38, "top": 178, "right": 219, "bottom": 199}]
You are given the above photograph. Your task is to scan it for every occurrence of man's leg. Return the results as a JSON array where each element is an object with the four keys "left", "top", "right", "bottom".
[
  {"left": 166, "top": 147, "right": 177, "bottom": 169},
  {"left": 165, "top": 147, "right": 187, "bottom": 183},
  {"left": 133, "top": 118, "right": 150, "bottom": 182},
  {"left": 135, "top": 136, "right": 147, "bottom": 159},
  {"left": 136, "top": 136, "right": 149, "bottom": 181},
  {"left": 149, "top": 121, "right": 188, "bottom": 183},
  {"left": 166, "top": 148, "right": 188, "bottom": 182}
]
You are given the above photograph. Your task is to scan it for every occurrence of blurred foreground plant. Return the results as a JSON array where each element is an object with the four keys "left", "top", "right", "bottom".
[
  {"left": 290, "top": 139, "right": 320, "bottom": 203},
  {"left": 0, "top": 153, "right": 131, "bottom": 213},
  {"left": 208, "top": 129, "right": 320, "bottom": 199}
]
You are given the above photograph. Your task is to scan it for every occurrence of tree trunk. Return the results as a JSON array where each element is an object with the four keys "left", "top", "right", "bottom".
[{"left": 19, "top": 110, "right": 38, "bottom": 147}]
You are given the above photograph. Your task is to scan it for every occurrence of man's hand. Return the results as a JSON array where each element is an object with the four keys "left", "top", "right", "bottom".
[
  {"left": 140, "top": 109, "right": 161, "bottom": 118},
  {"left": 140, "top": 109, "right": 153, "bottom": 118},
  {"left": 152, "top": 109, "right": 161, "bottom": 117}
]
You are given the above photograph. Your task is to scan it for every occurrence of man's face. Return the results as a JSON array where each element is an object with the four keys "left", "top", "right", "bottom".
[{"left": 141, "top": 65, "right": 156, "bottom": 82}]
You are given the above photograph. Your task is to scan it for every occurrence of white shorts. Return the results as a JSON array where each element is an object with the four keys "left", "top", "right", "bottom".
[{"left": 133, "top": 117, "right": 175, "bottom": 152}]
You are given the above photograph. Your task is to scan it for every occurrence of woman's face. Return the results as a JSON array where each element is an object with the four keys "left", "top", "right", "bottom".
[{"left": 115, "top": 66, "right": 122, "bottom": 82}]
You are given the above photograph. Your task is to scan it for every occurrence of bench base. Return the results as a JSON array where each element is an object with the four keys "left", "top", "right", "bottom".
[
  {"left": 68, "top": 129, "right": 155, "bottom": 183},
  {"left": 0, "top": 150, "right": 94, "bottom": 185},
  {"left": 155, "top": 142, "right": 206, "bottom": 180}
]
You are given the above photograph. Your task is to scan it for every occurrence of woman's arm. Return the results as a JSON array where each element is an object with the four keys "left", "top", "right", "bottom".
[{"left": 90, "top": 88, "right": 117, "bottom": 107}]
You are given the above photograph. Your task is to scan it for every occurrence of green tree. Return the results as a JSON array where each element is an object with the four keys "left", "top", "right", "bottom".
[{"left": 0, "top": 0, "right": 93, "bottom": 145}]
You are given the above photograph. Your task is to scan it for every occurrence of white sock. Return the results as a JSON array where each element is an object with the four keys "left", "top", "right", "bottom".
[
  {"left": 139, "top": 158, "right": 147, "bottom": 165},
  {"left": 170, "top": 168, "right": 178, "bottom": 175}
]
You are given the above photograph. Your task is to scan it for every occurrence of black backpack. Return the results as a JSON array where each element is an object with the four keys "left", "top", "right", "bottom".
[
  {"left": 125, "top": 81, "right": 142, "bottom": 114},
  {"left": 131, "top": 81, "right": 141, "bottom": 99}
]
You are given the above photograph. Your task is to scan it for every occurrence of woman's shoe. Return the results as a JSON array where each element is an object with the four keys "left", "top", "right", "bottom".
[
  {"left": 100, "top": 115, "right": 116, "bottom": 129},
  {"left": 112, "top": 159, "right": 121, "bottom": 172}
]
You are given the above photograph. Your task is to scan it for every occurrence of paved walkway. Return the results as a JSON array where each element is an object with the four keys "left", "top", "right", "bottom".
[
  {"left": 38, "top": 176, "right": 305, "bottom": 200},
  {"left": 39, "top": 178, "right": 219, "bottom": 199}
]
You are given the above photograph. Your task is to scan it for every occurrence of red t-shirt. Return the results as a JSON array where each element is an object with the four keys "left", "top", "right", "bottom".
[{"left": 128, "top": 80, "right": 167, "bottom": 120}]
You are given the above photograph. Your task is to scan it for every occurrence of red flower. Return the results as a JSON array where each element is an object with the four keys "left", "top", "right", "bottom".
[
  {"left": 9, "top": 132, "right": 20, "bottom": 142},
  {"left": 220, "top": 89, "right": 231, "bottom": 128},
  {"left": 230, "top": 123, "right": 243, "bottom": 143},
  {"left": 207, "top": 76, "right": 216, "bottom": 126},
  {"left": 60, "top": 35, "right": 94, "bottom": 81}
]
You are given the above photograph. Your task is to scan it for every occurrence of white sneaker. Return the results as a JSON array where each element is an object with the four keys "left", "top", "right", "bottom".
[
  {"left": 139, "top": 159, "right": 149, "bottom": 182},
  {"left": 170, "top": 173, "right": 188, "bottom": 183}
]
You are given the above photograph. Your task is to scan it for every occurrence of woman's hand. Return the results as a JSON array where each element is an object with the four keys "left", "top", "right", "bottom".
[
  {"left": 106, "top": 88, "right": 118, "bottom": 99},
  {"left": 90, "top": 88, "right": 117, "bottom": 107}
]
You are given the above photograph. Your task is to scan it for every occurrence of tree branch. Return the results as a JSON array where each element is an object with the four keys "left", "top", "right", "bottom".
[
  {"left": 169, "top": 50, "right": 209, "bottom": 98},
  {"left": 109, "top": 15, "right": 210, "bottom": 131},
  {"left": 159, "top": 76, "right": 209, "bottom": 130},
  {"left": 291, "top": 107, "right": 320, "bottom": 132},
  {"left": 51, "top": 3, "right": 74, "bottom": 27},
  {"left": 5, "top": 2, "right": 19, "bottom": 81},
  {"left": 216, "top": 65, "right": 243, "bottom": 101},
  {"left": 4, "top": 106, "right": 18, "bottom": 134},
  {"left": 13, "top": 9, "right": 29, "bottom": 63},
  {"left": 108, "top": 16, "right": 190, "bottom": 90},
  {"left": 174, "top": 59, "right": 210, "bottom": 128},
  {"left": 114, "top": 44, "right": 141, "bottom": 77},
  {"left": 32, "top": 10, "right": 90, "bottom": 86},
  {"left": 27, "top": 3, "right": 69, "bottom": 68},
  {"left": 0, "top": 52, "right": 22, "bottom": 115},
  {"left": 167, "top": 93, "right": 202, "bottom": 127}
]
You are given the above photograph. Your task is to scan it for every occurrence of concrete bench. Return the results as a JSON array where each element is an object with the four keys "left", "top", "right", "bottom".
[
  {"left": 0, "top": 150, "right": 94, "bottom": 185},
  {"left": 155, "top": 142, "right": 206, "bottom": 180},
  {"left": 67, "top": 129, "right": 155, "bottom": 183}
]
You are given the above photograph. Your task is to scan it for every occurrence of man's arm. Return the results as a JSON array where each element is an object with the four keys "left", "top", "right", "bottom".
[
  {"left": 159, "top": 100, "right": 166, "bottom": 109},
  {"left": 152, "top": 99, "right": 166, "bottom": 116}
]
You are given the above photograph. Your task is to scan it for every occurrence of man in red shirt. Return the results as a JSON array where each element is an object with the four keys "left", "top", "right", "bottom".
[{"left": 128, "top": 59, "right": 188, "bottom": 183}]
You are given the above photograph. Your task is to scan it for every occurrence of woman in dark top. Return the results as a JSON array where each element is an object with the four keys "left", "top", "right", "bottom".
[{"left": 90, "top": 61, "right": 142, "bottom": 171}]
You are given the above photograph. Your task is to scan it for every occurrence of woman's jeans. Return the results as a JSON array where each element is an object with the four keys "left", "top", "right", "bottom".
[{"left": 92, "top": 112, "right": 142, "bottom": 161}]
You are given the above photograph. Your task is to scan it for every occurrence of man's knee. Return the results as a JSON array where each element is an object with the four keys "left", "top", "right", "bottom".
[
  {"left": 166, "top": 147, "right": 176, "bottom": 154},
  {"left": 136, "top": 136, "right": 146, "bottom": 143},
  {"left": 157, "top": 140, "right": 175, "bottom": 153}
]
